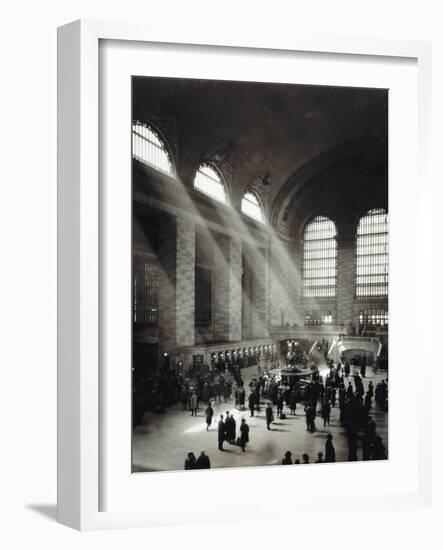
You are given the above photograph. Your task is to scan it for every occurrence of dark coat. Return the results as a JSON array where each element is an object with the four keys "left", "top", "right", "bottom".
[
  {"left": 226, "top": 416, "right": 236, "bottom": 440},
  {"left": 205, "top": 406, "right": 214, "bottom": 424},
  {"left": 218, "top": 420, "right": 226, "bottom": 441},
  {"left": 322, "top": 401, "right": 331, "bottom": 418},
  {"left": 248, "top": 393, "right": 256, "bottom": 409},
  {"left": 196, "top": 454, "right": 211, "bottom": 469},
  {"left": 239, "top": 389, "right": 245, "bottom": 406},
  {"left": 325, "top": 440, "right": 336, "bottom": 462},
  {"left": 240, "top": 422, "right": 249, "bottom": 444},
  {"left": 265, "top": 406, "right": 273, "bottom": 423},
  {"left": 184, "top": 455, "right": 197, "bottom": 470}
]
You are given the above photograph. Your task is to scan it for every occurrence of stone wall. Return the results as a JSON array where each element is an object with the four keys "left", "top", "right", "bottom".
[{"left": 213, "top": 234, "right": 242, "bottom": 342}]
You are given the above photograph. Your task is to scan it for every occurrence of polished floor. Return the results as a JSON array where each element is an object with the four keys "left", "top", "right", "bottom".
[{"left": 132, "top": 364, "right": 388, "bottom": 472}]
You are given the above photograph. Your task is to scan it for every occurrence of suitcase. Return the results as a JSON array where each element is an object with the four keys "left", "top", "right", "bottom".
[{"left": 280, "top": 413, "right": 287, "bottom": 420}]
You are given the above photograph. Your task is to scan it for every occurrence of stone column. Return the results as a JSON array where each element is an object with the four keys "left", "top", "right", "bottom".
[
  {"left": 241, "top": 256, "right": 251, "bottom": 340},
  {"left": 157, "top": 216, "right": 195, "bottom": 360},
  {"left": 249, "top": 248, "right": 267, "bottom": 338},
  {"left": 213, "top": 234, "right": 242, "bottom": 342},
  {"left": 336, "top": 231, "right": 355, "bottom": 327},
  {"left": 176, "top": 217, "right": 196, "bottom": 346}
]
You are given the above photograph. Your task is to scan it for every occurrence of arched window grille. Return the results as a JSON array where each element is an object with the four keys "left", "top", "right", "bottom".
[
  {"left": 303, "top": 216, "right": 337, "bottom": 299},
  {"left": 355, "top": 208, "right": 388, "bottom": 298},
  {"left": 132, "top": 121, "right": 174, "bottom": 176},
  {"left": 193, "top": 163, "right": 228, "bottom": 204},
  {"left": 241, "top": 191, "right": 264, "bottom": 223}
]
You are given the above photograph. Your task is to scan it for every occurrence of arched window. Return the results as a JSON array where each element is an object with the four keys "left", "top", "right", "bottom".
[
  {"left": 303, "top": 216, "right": 337, "bottom": 299},
  {"left": 132, "top": 121, "right": 174, "bottom": 176},
  {"left": 241, "top": 191, "right": 264, "bottom": 223},
  {"left": 193, "top": 163, "right": 228, "bottom": 204},
  {"left": 355, "top": 208, "right": 388, "bottom": 298}
]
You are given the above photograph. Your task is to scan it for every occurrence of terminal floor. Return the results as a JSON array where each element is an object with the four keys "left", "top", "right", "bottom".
[{"left": 132, "top": 365, "right": 388, "bottom": 472}]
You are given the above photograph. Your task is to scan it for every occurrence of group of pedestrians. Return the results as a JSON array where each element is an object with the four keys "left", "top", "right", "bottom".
[
  {"left": 182, "top": 357, "right": 387, "bottom": 469},
  {"left": 281, "top": 433, "right": 336, "bottom": 465},
  {"left": 184, "top": 449, "right": 211, "bottom": 470},
  {"left": 217, "top": 413, "right": 250, "bottom": 452}
]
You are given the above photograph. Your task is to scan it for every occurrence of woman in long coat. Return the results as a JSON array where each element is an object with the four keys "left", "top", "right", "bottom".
[{"left": 239, "top": 418, "right": 249, "bottom": 452}]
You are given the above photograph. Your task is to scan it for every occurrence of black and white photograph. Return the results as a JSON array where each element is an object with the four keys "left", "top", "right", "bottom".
[
  {"left": 3, "top": 0, "right": 441, "bottom": 543},
  {"left": 131, "top": 76, "right": 389, "bottom": 472}
]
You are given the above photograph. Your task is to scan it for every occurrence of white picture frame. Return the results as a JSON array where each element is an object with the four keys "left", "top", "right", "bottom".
[{"left": 57, "top": 19, "right": 433, "bottom": 531}]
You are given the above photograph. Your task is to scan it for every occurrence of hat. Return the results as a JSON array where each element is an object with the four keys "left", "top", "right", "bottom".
[{"left": 285, "top": 451, "right": 292, "bottom": 456}]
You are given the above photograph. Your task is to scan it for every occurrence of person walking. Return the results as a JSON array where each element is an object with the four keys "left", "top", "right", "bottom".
[
  {"left": 223, "top": 380, "right": 231, "bottom": 403},
  {"left": 225, "top": 411, "right": 236, "bottom": 444},
  {"left": 305, "top": 403, "right": 316, "bottom": 433},
  {"left": 276, "top": 392, "right": 284, "bottom": 419},
  {"left": 239, "top": 387, "right": 246, "bottom": 409},
  {"left": 325, "top": 434, "right": 336, "bottom": 463},
  {"left": 248, "top": 392, "right": 256, "bottom": 417},
  {"left": 218, "top": 414, "right": 226, "bottom": 451},
  {"left": 205, "top": 402, "right": 214, "bottom": 431},
  {"left": 202, "top": 382, "right": 210, "bottom": 405},
  {"left": 265, "top": 402, "right": 274, "bottom": 430},
  {"left": 239, "top": 418, "right": 249, "bottom": 452},
  {"left": 289, "top": 390, "right": 297, "bottom": 415},
  {"left": 189, "top": 389, "right": 198, "bottom": 417},
  {"left": 330, "top": 387, "right": 336, "bottom": 408},
  {"left": 322, "top": 399, "right": 331, "bottom": 427},
  {"left": 180, "top": 386, "right": 189, "bottom": 411}
]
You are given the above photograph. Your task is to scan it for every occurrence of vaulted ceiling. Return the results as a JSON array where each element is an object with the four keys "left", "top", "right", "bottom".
[{"left": 133, "top": 76, "right": 388, "bottom": 235}]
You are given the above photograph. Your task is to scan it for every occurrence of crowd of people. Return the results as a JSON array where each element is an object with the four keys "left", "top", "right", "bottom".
[
  {"left": 179, "top": 355, "right": 388, "bottom": 469},
  {"left": 133, "top": 342, "right": 388, "bottom": 470}
]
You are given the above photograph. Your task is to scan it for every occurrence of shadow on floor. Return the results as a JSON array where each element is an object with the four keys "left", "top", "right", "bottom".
[{"left": 26, "top": 504, "right": 57, "bottom": 522}]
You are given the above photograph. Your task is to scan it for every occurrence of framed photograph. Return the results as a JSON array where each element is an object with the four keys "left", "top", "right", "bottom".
[{"left": 57, "top": 20, "right": 433, "bottom": 530}]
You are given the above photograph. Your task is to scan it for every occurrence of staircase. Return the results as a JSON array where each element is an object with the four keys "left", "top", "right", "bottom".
[{"left": 328, "top": 336, "right": 382, "bottom": 364}]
